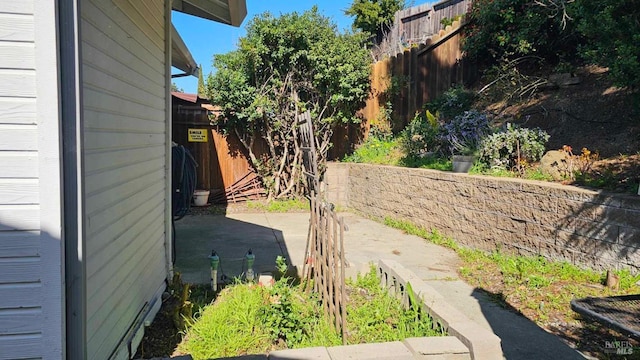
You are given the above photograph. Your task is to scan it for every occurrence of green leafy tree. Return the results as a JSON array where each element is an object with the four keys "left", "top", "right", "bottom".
[
  {"left": 207, "top": 8, "right": 371, "bottom": 199},
  {"left": 171, "top": 82, "right": 183, "bottom": 93},
  {"left": 574, "top": 0, "right": 640, "bottom": 89},
  {"left": 197, "top": 64, "right": 206, "bottom": 97},
  {"left": 345, "top": 0, "right": 404, "bottom": 35},
  {"left": 463, "top": 0, "right": 579, "bottom": 65}
]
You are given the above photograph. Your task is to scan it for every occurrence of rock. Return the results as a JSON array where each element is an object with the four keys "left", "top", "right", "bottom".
[
  {"left": 549, "top": 73, "right": 581, "bottom": 87},
  {"left": 258, "top": 273, "right": 274, "bottom": 288},
  {"left": 540, "top": 150, "right": 569, "bottom": 180}
]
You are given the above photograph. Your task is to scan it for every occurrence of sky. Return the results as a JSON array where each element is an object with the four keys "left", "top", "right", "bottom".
[{"left": 172, "top": 1, "right": 355, "bottom": 94}]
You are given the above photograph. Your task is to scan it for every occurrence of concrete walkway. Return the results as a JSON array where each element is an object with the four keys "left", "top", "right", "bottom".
[{"left": 174, "top": 212, "right": 585, "bottom": 360}]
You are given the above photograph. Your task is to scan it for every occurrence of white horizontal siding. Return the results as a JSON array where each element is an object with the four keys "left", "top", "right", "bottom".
[
  {"left": 0, "top": 179, "right": 39, "bottom": 204},
  {"left": 83, "top": 87, "right": 164, "bottom": 121},
  {"left": 0, "top": 205, "right": 39, "bottom": 231},
  {"left": 0, "top": 98, "right": 36, "bottom": 124},
  {"left": 0, "top": 308, "right": 41, "bottom": 335},
  {"left": 0, "top": 152, "right": 38, "bottom": 178},
  {"left": 85, "top": 166, "right": 164, "bottom": 218},
  {"left": 0, "top": 231, "right": 40, "bottom": 257},
  {"left": 0, "top": 333, "right": 42, "bottom": 360},
  {"left": 0, "top": 4, "right": 45, "bottom": 359},
  {"left": 0, "top": 42, "right": 35, "bottom": 70},
  {"left": 0, "top": 69, "right": 36, "bottom": 98},
  {"left": 83, "top": 129, "right": 165, "bottom": 151},
  {"left": 0, "top": 3, "right": 33, "bottom": 15},
  {"left": 83, "top": 63, "right": 164, "bottom": 109},
  {"left": 0, "top": 125, "right": 37, "bottom": 150},
  {"left": 82, "top": 0, "right": 168, "bottom": 358},
  {"left": 0, "top": 13, "right": 34, "bottom": 42},
  {"left": 0, "top": 257, "right": 40, "bottom": 283},
  {"left": 82, "top": 42, "right": 163, "bottom": 94},
  {"left": 86, "top": 226, "right": 165, "bottom": 343},
  {"left": 83, "top": 111, "right": 165, "bottom": 133},
  {"left": 86, "top": 200, "right": 164, "bottom": 280},
  {"left": 82, "top": 1, "right": 163, "bottom": 74},
  {"left": 0, "top": 282, "right": 41, "bottom": 308},
  {"left": 84, "top": 147, "right": 164, "bottom": 193},
  {"left": 81, "top": 20, "right": 164, "bottom": 89}
]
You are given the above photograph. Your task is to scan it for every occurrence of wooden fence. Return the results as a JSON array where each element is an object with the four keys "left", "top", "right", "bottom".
[
  {"left": 172, "top": 100, "right": 268, "bottom": 202},
  {"left": 373, "top": 0, "right": 471, "bottom": 60},
  {"left": 359, "top": 20, "right": 476, "bottom": 135},
  {"left": 304, "top": 194, "right": 347, "bottom": 343},
  {"left": 395, "top": 0, "right": 471, "bottom": 44}
]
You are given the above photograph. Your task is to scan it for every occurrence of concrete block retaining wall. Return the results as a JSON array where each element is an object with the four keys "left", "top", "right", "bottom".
[{"left": 326, "top": 163, "right": 640, "bottom": 272}]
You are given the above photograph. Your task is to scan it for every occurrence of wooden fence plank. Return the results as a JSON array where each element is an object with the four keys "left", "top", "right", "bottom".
[
  {"left": 306, "top": 195, "right": 347, "bottom": 341},
  {"left": 340, "top": 20, "right": 473, "bottom": 159}
]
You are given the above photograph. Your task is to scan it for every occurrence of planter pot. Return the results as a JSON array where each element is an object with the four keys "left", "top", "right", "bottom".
[
  {"left": 452, "top": 155, "right": 474, "bottom": 173},
  {"left": 193, "top": 190, "right": 210, "bottom": 206}
]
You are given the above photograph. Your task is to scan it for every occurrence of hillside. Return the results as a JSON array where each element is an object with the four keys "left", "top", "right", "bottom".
[{"left": 480, "top": 65, "right": 640, "bottom": 193}]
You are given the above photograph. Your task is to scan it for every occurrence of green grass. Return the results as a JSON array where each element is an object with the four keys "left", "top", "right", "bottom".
[
  {"left": 346, "top": 267, "right": 445, "bottom": 343},
  {"left": 381, "top": 215, "right": 640, "bottom": 328},
  {"left": 471, "top": 164, "right": 555, "bottom": 181},
  {"left": 342, "top": 136, "right": 404, "bottom": 165},
  {"left": 382, "top": 216, "right": 630, "bottom": 288},
  {"left": 177, "top": 283, "right": 273, "bottom": 359},
  {"left": 246, "top": 198, "right": 310, "bottom": 212},
  {"left": 342, "top": 136, "right": 454, "bottom": 171},
  {"left": 383, "top": 217, "right": 459, "bottom": 249},
  {"left": 179, "top": 266, "right": 445, "bottom": 359},
  {"left": 400, "top": 154, "right": 452, "bottom": 171}
]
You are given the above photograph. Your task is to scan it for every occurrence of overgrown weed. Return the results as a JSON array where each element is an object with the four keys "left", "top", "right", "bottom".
[
  {"left": 381, "top": 216, "right": 640, "bottom": 329},
  {"left": 342, "top": 136, "right": 404, "bottom": 165},
  {"left": 347, "top": 267, "right": 445, "bottom": 343},
  {"left": 178, "top": 265, "right": 445, "bottom": 359},
  {"left": 246, "top": 198, "right": 309, "bottom": 213}
]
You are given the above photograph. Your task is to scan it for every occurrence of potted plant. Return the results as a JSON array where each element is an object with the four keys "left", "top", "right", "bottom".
[
  {"left": 450, "top": 135, "right": 478, "bottom": 173},
  {"left": 443, "top": 110, "right": 491, "bottom": 173}
]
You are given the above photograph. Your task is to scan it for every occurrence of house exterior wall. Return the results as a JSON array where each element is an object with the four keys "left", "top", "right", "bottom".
[
  {"left": 81, "top": 0, "right": 168, "bottom": 358},
  {"left": 0, "top": 1, "right": 64, "bottom": 359}
]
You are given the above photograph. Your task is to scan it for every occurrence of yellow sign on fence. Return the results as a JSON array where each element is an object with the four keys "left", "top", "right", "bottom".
[{"left": 188, "top": 128, "right": 208, "bottom": 142}]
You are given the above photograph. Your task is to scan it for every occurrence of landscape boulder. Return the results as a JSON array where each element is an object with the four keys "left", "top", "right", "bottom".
[{"left": 540, "top": 150, "right": 569, "bottom": 180}]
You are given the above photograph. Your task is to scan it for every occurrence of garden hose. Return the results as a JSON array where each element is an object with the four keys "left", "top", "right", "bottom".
[
  {"left": 172, "top": 143, "right": 197, "bottom": 220},
  {"left": 171, "top": 143, "right": 198, "bottom": 264}
]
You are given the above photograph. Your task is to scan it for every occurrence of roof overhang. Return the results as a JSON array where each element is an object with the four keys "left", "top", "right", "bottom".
[
  {"left": 172, "top": 0, "right": 247, "bottom": 27},
  {"left": 171, "top": 24, "right": 199, "bottom": 77}
]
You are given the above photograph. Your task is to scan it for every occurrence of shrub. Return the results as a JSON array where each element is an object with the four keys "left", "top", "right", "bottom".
[
  {"left": 479, "top": 123, "right": 549, "bottom": 170},
  {"left": 463, "top": 0, "right": 579, "bottom": 66},
  {"left": 574, "top": 0, "right": 640, "bottom": 90},
  {"left": 401, "top": 110, "right": 442, "bottom": 157},
  {"left": 370, "top": 101, "right": 394, "bottom": 139},
  {"left": 345, "top": 0, "right": 405, "bottom": 36},
  {"left": 441, "top": 110, "right": 491, "bottom": 156},
  {"left": 426, "top": 85, "right": 476, "bottom": 120},
  {"left": 343, "top": 136, "right": 403, "bottom": 165},
  {"left": 260, "top": 280, "right": 307, "bottom": 345}
]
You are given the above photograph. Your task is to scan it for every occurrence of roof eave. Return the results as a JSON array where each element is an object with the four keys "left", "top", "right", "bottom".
[
  {"left": 172, "top": 0, "right": 247, "bottom": 27},
  {"left": 171, "top": 24, "right": 199, "bottom": 77}
]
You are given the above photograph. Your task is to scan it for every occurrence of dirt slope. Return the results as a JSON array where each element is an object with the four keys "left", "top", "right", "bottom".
[{"left": 481, "top": 65, "right": 640, "bottom": 193}]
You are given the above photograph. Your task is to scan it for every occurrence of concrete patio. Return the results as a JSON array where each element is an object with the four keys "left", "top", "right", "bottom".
[{"left": 173, "top": 211, "right": 586, "bottom": 359}]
